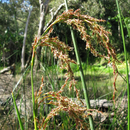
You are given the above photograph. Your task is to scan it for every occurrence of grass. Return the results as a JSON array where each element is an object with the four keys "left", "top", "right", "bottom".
[
  {"left": 58, "top": 60, "right": 127, "bottom": 99},
  {"left": 43, "top": 57, "right": 126, "bottom": 105},
  {"left": 0, "top": 66, "right": 4, "bottom": 70},
  {"left": 42, "top": 61, "right": 128, "bottom": 130},
  {"left": 0, "top": 58, "right": 128, "bottom": 130}
]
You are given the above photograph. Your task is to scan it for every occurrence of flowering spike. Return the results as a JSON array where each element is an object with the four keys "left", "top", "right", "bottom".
[{"left": 33, "top": 8, "right": 121, "bottom": 129}]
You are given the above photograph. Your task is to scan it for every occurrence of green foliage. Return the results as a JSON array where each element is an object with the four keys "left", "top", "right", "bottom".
[
  {"left": 100, "top": 0, "right": 130, "bottom": 53},
  {"left": 0, "top": 0, "right": 39, "bottom": 66},
  {"left": 81, "top": 0, "right": 105, "bottom": 18},
  {"left": 70, "top": 62, "right": 87, "bottom": 73},
  {"left": 0, "top": 28, "right": 24, "bottom": 65},
  {"left": 124, "top": 17, "right": 130, "bottom": 30},
  {"left": 48, "top": 0, "right": 105, "bottom": 19}
]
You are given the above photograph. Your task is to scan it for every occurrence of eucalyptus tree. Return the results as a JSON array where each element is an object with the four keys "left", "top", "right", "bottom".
[
  {"left": 21, "top": 1, "right": 33, "bottom": 72},
  {"left": 34, "top": 0, "right": 50, "bottom": 69},
  {"left": 35, "top": 0, "right": 66, "bottom": 69}
]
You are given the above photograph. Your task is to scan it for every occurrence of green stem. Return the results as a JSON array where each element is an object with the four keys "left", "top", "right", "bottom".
[
  {"left": 64, "top": 0, "right": 95, "bottom": 129},
  {"left": 12, "top": 92, "right": 24, "bottom": 130},
  {"left": 116, "top": 0, "right": 130, "bottom": 130},
  {"left": 31, "top": 48, "right": 38, "bottom": 130},
  {"left": 121, "top": 13, "right": 130, "bottom": 39}
]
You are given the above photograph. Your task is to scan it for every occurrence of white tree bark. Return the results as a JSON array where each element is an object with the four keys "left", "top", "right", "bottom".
[
  {"left": 35, "top": 1, "right": 66, "bottom": 69},
  {"left": 35, "top": 0, "right": 50, "bottom": 69},
  {"left": 21, "top": 8, "right": 32, "bottom": 72},
  {"left": 38, "top": 0, "right": 50, "bottom": 36},
  {"left": 43, "top": 3, "right": 65, "bottom": 31}
]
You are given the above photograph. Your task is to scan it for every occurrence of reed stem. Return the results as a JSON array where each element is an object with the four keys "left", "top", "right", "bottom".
[
  {"left": 116, "top": 0, "right": 130, "bottom": 129},
  {"left": 31, "top": 47, "right": 38, "bottom": 130},
  {"left": 64, "top": 0, "right": 95, "bottom": 129}
]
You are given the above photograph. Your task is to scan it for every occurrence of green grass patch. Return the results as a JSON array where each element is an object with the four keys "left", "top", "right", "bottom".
[{"left": 56, "top": 60, "right": 127, "bottom": 100}]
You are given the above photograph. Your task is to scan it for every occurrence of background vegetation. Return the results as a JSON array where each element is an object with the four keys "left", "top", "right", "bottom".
[
  {"left": 0, "top": 0, "right": 130, "bottom": 130},
  {"left": 0, "top": 0, "right": 130, "bottom": 67}
]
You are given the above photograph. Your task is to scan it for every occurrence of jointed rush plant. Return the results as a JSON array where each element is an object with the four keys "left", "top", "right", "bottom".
[{"left": 31, "top": 9, "right": 120, "bottom": 129}]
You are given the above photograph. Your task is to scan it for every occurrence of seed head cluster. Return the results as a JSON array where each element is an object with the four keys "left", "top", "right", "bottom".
[{"left": 32, "top": 9, "right": 120, "bottom": 129}]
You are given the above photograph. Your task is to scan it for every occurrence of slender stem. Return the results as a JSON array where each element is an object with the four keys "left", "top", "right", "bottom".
[
  {"left": 64, "top": 0, "right": 95, "bottom": 129},
  {"left": 23, "top": 76, "right": 27, "bottom": 130},
  {"left": 12, "top": 92, "right": 24, "bottom": 130},
  {"left": 31, "top": 48, "right": 37, "bottom": 130},
  {"left": 116, "top": 0, "right": 130, "bottom": 130}
]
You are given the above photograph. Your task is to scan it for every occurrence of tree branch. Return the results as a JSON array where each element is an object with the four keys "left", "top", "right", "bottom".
[{"left": 43, "top": 3, "right": 65, "bottom": 31}]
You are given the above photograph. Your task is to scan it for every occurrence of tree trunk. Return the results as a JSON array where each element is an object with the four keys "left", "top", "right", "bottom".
[
  {"left": 43, "top": 3, "right": 65, "bottom": 31},
  {"left": 0, "top": 63, "right": 15, "bottom": 75},
  {"left": 35, "top": 0, "right": 50, "bottom": 70},
  {"left": 35, "top": 1, "right": 66, "bottom": 69},
  {"left": 21, "top": 8, "right": 32, "bottom": 72}
]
